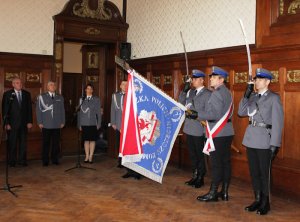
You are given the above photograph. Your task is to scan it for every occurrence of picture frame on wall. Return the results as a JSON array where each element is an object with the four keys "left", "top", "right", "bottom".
[{"left": 87, "top": 52, "right": 99, "bottom": 68}]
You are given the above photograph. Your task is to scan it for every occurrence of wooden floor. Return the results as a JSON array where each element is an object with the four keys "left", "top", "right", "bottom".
[{"left": 0, "top": 155, "right": 299, "bottom": 222}]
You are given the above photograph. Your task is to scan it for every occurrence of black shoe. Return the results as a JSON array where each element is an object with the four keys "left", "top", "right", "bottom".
[
  {"left": 21, "top": 162, "right": 28, "bottom": 167},
  {"left": 117, "top": 163, "right": 124, "bottom": 168},
  {"left": 245, "top": 191, "right": 261, "bottom": 212},
  {"left": 256, "top": 195, "right": 270, "bottom": 215},
  {"left": 84, "top": 160, "right": 89, "bottom": 163},
  {"left": 217, "top": 182, "right": 229, "bottom": 201},
  {"left": 52, "top": 161, "right": 59, "bottom": 165},
  {"left": 9, "top": 163, "right": 16, "bottom": 167},
  {"left": 197, "top": 184, "right": 219, "bottom": 202},
  {"left": 134, "top": 174, "right": 142, "bottom": 180},
  {"left": 89, "top": 160, "right": 93, "bottom": 164},
  {"left": 122, "top": 172, "right": 132, "bottom": 178},
  {"left": 185, "top": 169, "right": 198, "bottom": 186},
  {"left": 43, "top": 162, "right": 49, "bottom": 167},
  {"left": 194, "top": 177, "right": 204, "bottom": 189}
]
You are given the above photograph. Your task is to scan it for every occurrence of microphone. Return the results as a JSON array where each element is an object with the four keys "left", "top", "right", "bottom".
[{"left": 10, "top": 92, "right": 16, "bottom": 101}]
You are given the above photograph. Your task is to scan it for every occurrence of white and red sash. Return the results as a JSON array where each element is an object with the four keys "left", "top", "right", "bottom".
[{"left": 203, "top": 102, "right": 233, "bottom": 155}]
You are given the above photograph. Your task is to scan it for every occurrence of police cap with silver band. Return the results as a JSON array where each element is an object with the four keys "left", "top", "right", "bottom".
[
  {"left": 254, "top": 68, "right": 273, "bottom": 80},
  {"left": 192, "top": 69, "right": 205, "bottom": 78},
  {"left": 209, "top": 66, "right": 228, "bottom": 78}
]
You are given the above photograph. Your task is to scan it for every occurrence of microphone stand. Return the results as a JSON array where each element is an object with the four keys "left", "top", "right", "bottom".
[
  {"left": 0, "top": 93, "right": 22, "bottom": 197},
  {"left": 65, "top": 97, "right": 96, "bottom": 172}
]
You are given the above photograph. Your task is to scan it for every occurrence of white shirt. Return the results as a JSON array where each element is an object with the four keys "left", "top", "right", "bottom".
[
  {"left": 195, "top": 86, "right": 204, "bottom": 95},
  {"left": 48, "top": 92, "right": 55, "bottom": 98},
  {"left": 258, "top": 89, "right": 268, "bottom": 97}
]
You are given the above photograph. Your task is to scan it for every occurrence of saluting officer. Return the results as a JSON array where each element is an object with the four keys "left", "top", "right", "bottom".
[
  {"left": 179, "top": 70, "right": 211, "bottom": 188},
  {"left": 238, "top": 68, "right": 284, "bottom": 215},
  {"left": 36, "top": 81, "right": 65, "bottom": 166},
  {"left": 187, "top": 66, "right": 234, "bottom": 202}
]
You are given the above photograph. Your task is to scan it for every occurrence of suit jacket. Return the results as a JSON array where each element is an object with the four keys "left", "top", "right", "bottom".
[
  {"left": 2, "top": 89, "right": 33, "bottom": 129},
  {"left": 110, "top": 92, "right": 125, "bottom": 131},
  {"left": 197, "top": 84, "right": 234, "bottom": 137},
  {"left": 179, "top": 88, "right": 211, "bottom": 136},
  {"left": 238, "top": 90, "right": 284, "bottom": 149},
  {"left": 78, "top": 96, "right": 101, "bottom": 129},
  {"left": 36, "top": 92, "right": 65, "bottom": 129}
]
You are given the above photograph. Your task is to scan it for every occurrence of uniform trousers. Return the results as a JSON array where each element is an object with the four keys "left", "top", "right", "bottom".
[
  {"left": 186, "top": 135, "right": 206, "bottom": 176},
  {"left": 210, "top": 136, "right": 233, "bottom": 186},
  {"left": 246, "top": 147, "right": 272, "bottom": 195},
  {"left": 42, "top": 128, "right": 60, "bottom": 164},
  {"left": 7, "top": 127, "right": 28, "bottom": 165},
  {"left": 115, "top": 130, "right": 122, "bottom": 165}
]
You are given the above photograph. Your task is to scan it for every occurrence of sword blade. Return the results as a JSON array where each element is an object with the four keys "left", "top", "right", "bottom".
[{"left": 238, "top": 19, "right": 253, "bottom": 82}]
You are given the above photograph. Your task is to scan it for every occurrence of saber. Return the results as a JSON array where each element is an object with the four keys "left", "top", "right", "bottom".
[
  {"left": 180, "top": 31, "right": 189, "bottom": 78},
  {"left": 238, "top": 19, "right": 253, "bottom": 82}
]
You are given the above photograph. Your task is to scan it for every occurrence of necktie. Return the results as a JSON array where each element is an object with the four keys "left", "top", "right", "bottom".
[
  {"left": 258, "top": 94, "right": 261, "bottom": 98},
  {"left": 17, "top": 91, "right": 22, "bottom": 105},
  {"left": 121, "top": 93, "right": 124, "bottom": 111},
  {"left": 87, "top": 97, "right": 90, "bottom": 102},
  {"left": 51, "top": 94, "right": 54, "bottom": 99},
  {"left": 195, "top": 90, "right": 198, "bottom": 95}
]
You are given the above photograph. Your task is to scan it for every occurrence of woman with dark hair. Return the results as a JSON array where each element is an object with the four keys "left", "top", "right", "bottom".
[{"left": 78, "top": 84, "right": 101, "bottom": 163}]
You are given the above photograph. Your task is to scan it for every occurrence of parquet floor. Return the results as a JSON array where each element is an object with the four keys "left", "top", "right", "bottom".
[{"left": 0, "top": 155, "right": 299, "bottom": 222}]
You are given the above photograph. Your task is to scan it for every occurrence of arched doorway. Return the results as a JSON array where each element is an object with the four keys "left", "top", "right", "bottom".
[{"left": 53, "top": 0, "right": 128, "bottom": 157}]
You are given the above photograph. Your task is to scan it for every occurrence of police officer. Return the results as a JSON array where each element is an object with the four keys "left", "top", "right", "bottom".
[
  {"left": 78, "top": 84, "right": 101, "bottom": 163},
  {"left": 188, "top": 66, "right": 234, "bottom": 202},
  {"left": 179, "top": 70, "right": 211, "bottom": 188},
  {"left": 238, "top": 68, "right": 284, "bottom": 215},
  {"left": 111, "top": 80, "right": 141, "bottom": 179},
  {"left": 111, "top": 80, "right": 127, "bottom": 168},
  {"left": 36, "top": 81, "right": 65, "bottom": 166}
]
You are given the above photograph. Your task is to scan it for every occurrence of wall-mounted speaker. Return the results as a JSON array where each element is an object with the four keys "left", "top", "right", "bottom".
[{"left": 120, "top": 42, "right": 131, "bottom": 61}]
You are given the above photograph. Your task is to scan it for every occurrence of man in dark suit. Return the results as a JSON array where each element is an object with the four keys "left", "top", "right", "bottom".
[{"left": 2, "top": 77, "right": 33, "bottom": 167}]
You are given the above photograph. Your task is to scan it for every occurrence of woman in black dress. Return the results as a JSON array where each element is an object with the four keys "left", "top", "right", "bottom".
[{"left": 78, "top": 84, "right": 101, "bottom": 163}]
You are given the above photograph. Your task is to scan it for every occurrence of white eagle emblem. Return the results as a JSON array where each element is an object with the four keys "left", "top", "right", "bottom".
[{"left": 138, "top": 110, "right": 160, "bottom": 145}]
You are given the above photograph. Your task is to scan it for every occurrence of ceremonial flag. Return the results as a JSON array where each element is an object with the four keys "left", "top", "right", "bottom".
[{"left": 119, "top": 69, "right": 186, "bottom": 183}]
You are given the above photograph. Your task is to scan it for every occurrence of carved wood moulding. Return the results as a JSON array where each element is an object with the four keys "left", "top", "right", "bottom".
[
  {"left": 164, "top": 75, "right": 172, "bottom": 85},
  {"left": 288, "top": 0, "right": 300, "bottom": 14},
  {"left": 73, "top": 0, "right": 112, "bottom": 20},
  {"left": 87, "top": 75, "right": 99, "bottom": 82},
  {"left": 234, "top": 72, "right": 248, "bottom": 84},
  {"left": 152, "top": 76, "right": 160, "bottom": 85},
  {"left": 287, "top": 70, "right": 300, "bottom": 82},
  {"left": 271, "top": 71, "right": 279, "bottom": 83}
]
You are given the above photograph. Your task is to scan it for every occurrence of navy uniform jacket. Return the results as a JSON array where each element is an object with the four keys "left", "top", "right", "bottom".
[
  {"left": 197, "top": 84, "right": 234, "bottom": 137},
  {"left": 2, "top": 89, "right": 33, "bottom": 129},
  {"left": 238, "top": 90, "right": 284, "bottom": 149},
  {"left": 110, "top": 92, "right": 125, "bottom": 131},
  {"left": 78, "top": 96, "right": 101, "bottom": 129},
  {"left": 36, "top": 92, "right": 65, "bottom": 129},
  {"left": 178, "top": 88, "right": 211, "bottom": 137}
]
